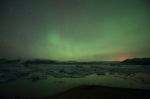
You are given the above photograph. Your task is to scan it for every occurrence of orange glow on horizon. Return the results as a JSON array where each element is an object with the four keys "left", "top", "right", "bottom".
[{"left": 115, "top": 55, "right": 130, "bottom": 62}]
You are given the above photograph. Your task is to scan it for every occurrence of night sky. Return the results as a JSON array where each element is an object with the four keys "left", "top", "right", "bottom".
[{"left": 0, "top": 0, "right": 150, "bottom": 61}]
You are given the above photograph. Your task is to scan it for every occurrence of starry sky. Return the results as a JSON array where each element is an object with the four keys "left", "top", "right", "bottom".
[{"left": 0, "top": 0, "right": 150, "bottom": 61}]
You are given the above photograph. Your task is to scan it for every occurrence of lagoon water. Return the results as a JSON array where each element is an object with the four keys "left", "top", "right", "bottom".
[{"left": 0, "top": 72, "right": 150, "bottom": 97}]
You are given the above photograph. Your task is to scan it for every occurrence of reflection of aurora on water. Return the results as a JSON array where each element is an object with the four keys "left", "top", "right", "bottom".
[
  {"left": 0, "top": 64, "right": 150, "bottom": 97},
  {"left": 0, "top": 71, "right": 150, "bottom": 97}
]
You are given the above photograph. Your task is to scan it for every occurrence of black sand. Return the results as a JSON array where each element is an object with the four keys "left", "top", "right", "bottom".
[{"left": 41, "top": 85, "right": 150, "bottom": 99}]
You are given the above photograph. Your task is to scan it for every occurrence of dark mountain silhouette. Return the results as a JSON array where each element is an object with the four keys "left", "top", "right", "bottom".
[
  {"left": 121, "top": 58, "right": 150, "bottom": 65},
  {"left": 24, "top": 59, "right": 57, "bottom": 64},
  {"left": 0, "top": 58, "right": 21, "bottom": 64}
]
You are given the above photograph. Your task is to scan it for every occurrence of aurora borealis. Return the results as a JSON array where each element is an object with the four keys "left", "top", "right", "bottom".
[{"left": 0, "top": 0, "right": 150, "bottom": 61}]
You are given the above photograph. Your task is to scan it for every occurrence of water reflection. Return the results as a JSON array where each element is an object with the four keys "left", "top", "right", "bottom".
[{"left": 0, "top": 73, "right": 150, "bottom": 97}]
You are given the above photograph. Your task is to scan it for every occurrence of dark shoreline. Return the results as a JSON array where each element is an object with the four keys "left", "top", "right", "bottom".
[
  {"left": 41, "top": 85, "right": 150, "bottom": 99},
  {"left": 1, "top": 85, "right": 150, "bottom": 99}
]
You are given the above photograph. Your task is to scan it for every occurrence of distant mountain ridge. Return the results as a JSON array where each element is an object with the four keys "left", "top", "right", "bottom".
[
  {"left": 0, "top": 58, "right": 118, "bottom": 65},
  {"left": 121, "top": 58, "right": 150, "bottom": 65},
  {"left": 1, "top": 57, "right": 150, "bottom": 65}
]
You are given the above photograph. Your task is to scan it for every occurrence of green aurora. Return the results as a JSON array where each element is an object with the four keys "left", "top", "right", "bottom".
[{"left": 0, "top": 0, "right": 150, "bottom": 61}]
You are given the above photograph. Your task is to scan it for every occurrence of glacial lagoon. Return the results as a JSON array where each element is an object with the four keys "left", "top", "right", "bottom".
[{"left": 0, "top": 64, "right": 150, "bottom": 97}]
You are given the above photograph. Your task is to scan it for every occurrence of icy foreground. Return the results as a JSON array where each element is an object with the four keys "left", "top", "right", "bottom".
[{"left": 0, "top": 63, "right": 150, "bottom": 84}]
